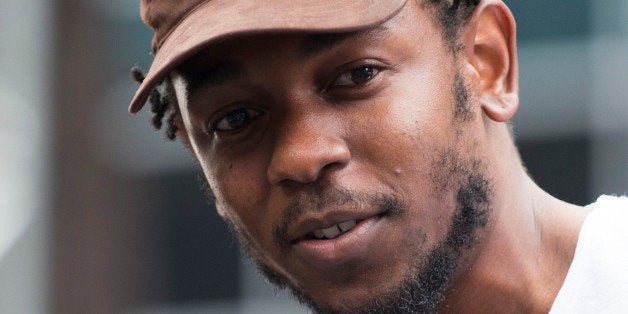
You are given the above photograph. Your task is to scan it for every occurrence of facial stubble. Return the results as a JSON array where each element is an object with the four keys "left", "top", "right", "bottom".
[
  {"left": 211, "top": 71, "right": 492, "bottom": 313},
  {"left": 216, "top": 164, "right": 490, "bottom": 313}
]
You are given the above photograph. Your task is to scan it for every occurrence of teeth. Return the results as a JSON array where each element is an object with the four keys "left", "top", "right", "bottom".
[
  {"left": 322, "top": 225, "right": 341, "bottom": 238},
  {"left": 311, "top": 220, "right": 358, "bottom": 240},
  {"left": 338, "top": 220, "right": 357, "bottom": 232},
  {"left": 313, "top": 229, "right": 325, "bottom": 239}
]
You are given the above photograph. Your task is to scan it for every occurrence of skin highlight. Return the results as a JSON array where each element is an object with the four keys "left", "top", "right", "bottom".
[{"left": 163, "top": 1, "right": 589, "bottom": 313}]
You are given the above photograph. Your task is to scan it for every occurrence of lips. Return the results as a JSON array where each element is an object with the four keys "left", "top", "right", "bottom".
[
  {"left": 311, "top": 220, "right": 359, "bottom": 239},
  {"left": 288, "top": 212, "right": 386, "bottom": 270},
  {"left": 289, "top": 209, "right": 383, "bottom": 244},
  {"left": 280, "top": 191, "right": 399, "bottom": 270}
]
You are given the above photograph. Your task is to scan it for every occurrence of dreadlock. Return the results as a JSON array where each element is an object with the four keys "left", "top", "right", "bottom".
[{"left": 131, "top": 66, "right": 178, "bottom": 140}]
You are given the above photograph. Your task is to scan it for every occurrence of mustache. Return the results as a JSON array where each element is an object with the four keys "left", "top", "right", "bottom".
[{"left": 273, "top": 187, "right": 408, "bottom": 249}]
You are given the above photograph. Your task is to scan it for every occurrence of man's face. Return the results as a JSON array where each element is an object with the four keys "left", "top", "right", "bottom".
[{"left": 173, "top": 2, "right": 493, "bottom": 312}]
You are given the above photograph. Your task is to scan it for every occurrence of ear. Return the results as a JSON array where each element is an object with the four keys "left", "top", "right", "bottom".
[
  {"left": 172, "top": 112, "right": 193, "bottom": 151},
  {"left": 460, "top": 0, "right": 519, "bottom": 122}
]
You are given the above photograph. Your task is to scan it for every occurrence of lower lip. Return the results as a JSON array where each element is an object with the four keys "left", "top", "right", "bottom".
[{"left": 291, "top": 215, "right": 385, "bottom": 269}]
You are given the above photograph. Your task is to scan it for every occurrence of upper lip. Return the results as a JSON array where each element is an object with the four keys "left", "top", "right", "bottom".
[{"left": 288, "top": 207, "right": 384, "bottom": 243}]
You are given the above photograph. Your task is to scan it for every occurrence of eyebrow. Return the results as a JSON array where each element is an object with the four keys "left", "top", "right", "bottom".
[
  {"left": 300, "top": 25, "right": 389, "bottom": 57},
  {"left": 181, "top": 61, "right": 242, "bottom": 98},
  {"left": 181, "top": 25, "right": 389, "bottom": 97}
]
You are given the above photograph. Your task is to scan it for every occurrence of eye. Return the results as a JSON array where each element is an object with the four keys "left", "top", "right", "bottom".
[
  {"left": 211, "top": 108, "right": 262, "bottom": 132},
  {"left": 332, "top": 65, "right": 380, "bottom": 87}
]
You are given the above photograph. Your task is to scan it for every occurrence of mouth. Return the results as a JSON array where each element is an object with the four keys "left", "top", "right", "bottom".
[
  {"left": 288, "top": 211, "right": 388, "bottom": 269},
  {"left": 290, "top": 209, "right": 386, "bottom": 244},
  {"left": 308, "top": 219, "right": 361, "bottom": 240}
]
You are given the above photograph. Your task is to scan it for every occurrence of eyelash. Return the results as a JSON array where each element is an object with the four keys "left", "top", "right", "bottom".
[
  {"left": 324, "top": 61, "right": 387, "bottom": 92},
  {"left": 208, "top": 107, "right": 262, "bottom": 133},
  {"left": 335, "top": 66, "right": 379, "bottom": 86}
]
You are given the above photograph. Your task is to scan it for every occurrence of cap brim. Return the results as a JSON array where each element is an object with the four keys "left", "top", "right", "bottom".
[{"left": 129, "top": 0, "right": 408, "bottom": 113}]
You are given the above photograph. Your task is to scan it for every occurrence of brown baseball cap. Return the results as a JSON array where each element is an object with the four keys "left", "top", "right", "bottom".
[{"left": 129, "top": 0, "right": 409, "bottom": 113}]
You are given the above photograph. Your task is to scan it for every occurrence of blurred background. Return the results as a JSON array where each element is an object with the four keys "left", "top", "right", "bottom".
[{"left": 1, "top": 0, "right": 626, "bottom": 313}]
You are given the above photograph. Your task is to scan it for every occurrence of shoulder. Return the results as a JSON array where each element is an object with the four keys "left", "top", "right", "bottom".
[
  {"left": 550, "top": 195, "right": 628, "bottom": 313},
  {"left": 583, "top": 195, "right": 628, "bottom": 238},
  {"left": 587, "top": 195, "right": 628, "bottom": 211}
]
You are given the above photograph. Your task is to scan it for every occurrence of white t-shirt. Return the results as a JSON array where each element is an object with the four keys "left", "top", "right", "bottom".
[{"left": 550, "top": 195, "right": 628, "bottom": 313}]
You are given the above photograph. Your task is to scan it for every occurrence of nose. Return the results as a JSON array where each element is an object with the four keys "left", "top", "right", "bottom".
[{"left": 266, "top": 119, "right": 350, "bottom": 186}]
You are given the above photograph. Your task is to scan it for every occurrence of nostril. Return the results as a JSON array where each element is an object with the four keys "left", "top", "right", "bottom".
[
  {"left": 266, "top": 126, "right": 351, "bottom": 185},
  {"left": 320, "top": 160, "right": 347, "bottom": 174}
]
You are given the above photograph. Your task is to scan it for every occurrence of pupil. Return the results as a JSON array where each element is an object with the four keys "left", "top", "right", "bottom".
[
  {"left": 226, "top": 109, "right": 248, "bottom": 128},
  {"left": 352, "top": 66, "right": 373, "bottom": 82}
]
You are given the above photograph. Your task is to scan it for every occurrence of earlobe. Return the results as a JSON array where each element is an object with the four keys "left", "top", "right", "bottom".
[
  {"left": 480, "top": 93, "right": 519, "bottom": 122},
  {"left": 461, "top": 0, "right": 519, "bottom": 122}
]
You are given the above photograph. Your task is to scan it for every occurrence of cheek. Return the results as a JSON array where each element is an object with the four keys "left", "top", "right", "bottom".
[
  {"left": 345, "top": 65, "right": 461, "bottom": 239},
  {"left": 202, "top": 145, "right": 280, "bottom": 242},
  {"left": 182, "top": 105, "right": 280, "bottom": 256},
  {"left": 215, "top": 161, "right": 265, "bottom": 199},
  {"left": 349, "top": 65, "right": 457, "bottom": 183}
]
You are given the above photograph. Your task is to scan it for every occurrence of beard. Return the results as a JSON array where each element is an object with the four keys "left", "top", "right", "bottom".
[
  {"left": 215, "top": 157, "right": 491, "bottom": 314},
  {"left": 211, "top": 71, "right": 492, "bottom": 313}
]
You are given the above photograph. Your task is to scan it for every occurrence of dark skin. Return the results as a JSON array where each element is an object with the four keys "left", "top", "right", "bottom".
[{"left": 169, "top": 0, "right": 589, "bottom": 312}]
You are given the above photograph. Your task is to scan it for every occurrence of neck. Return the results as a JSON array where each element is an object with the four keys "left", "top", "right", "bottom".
[{"left": 438, "top": 128, "right": 590, "bottom": 312}]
